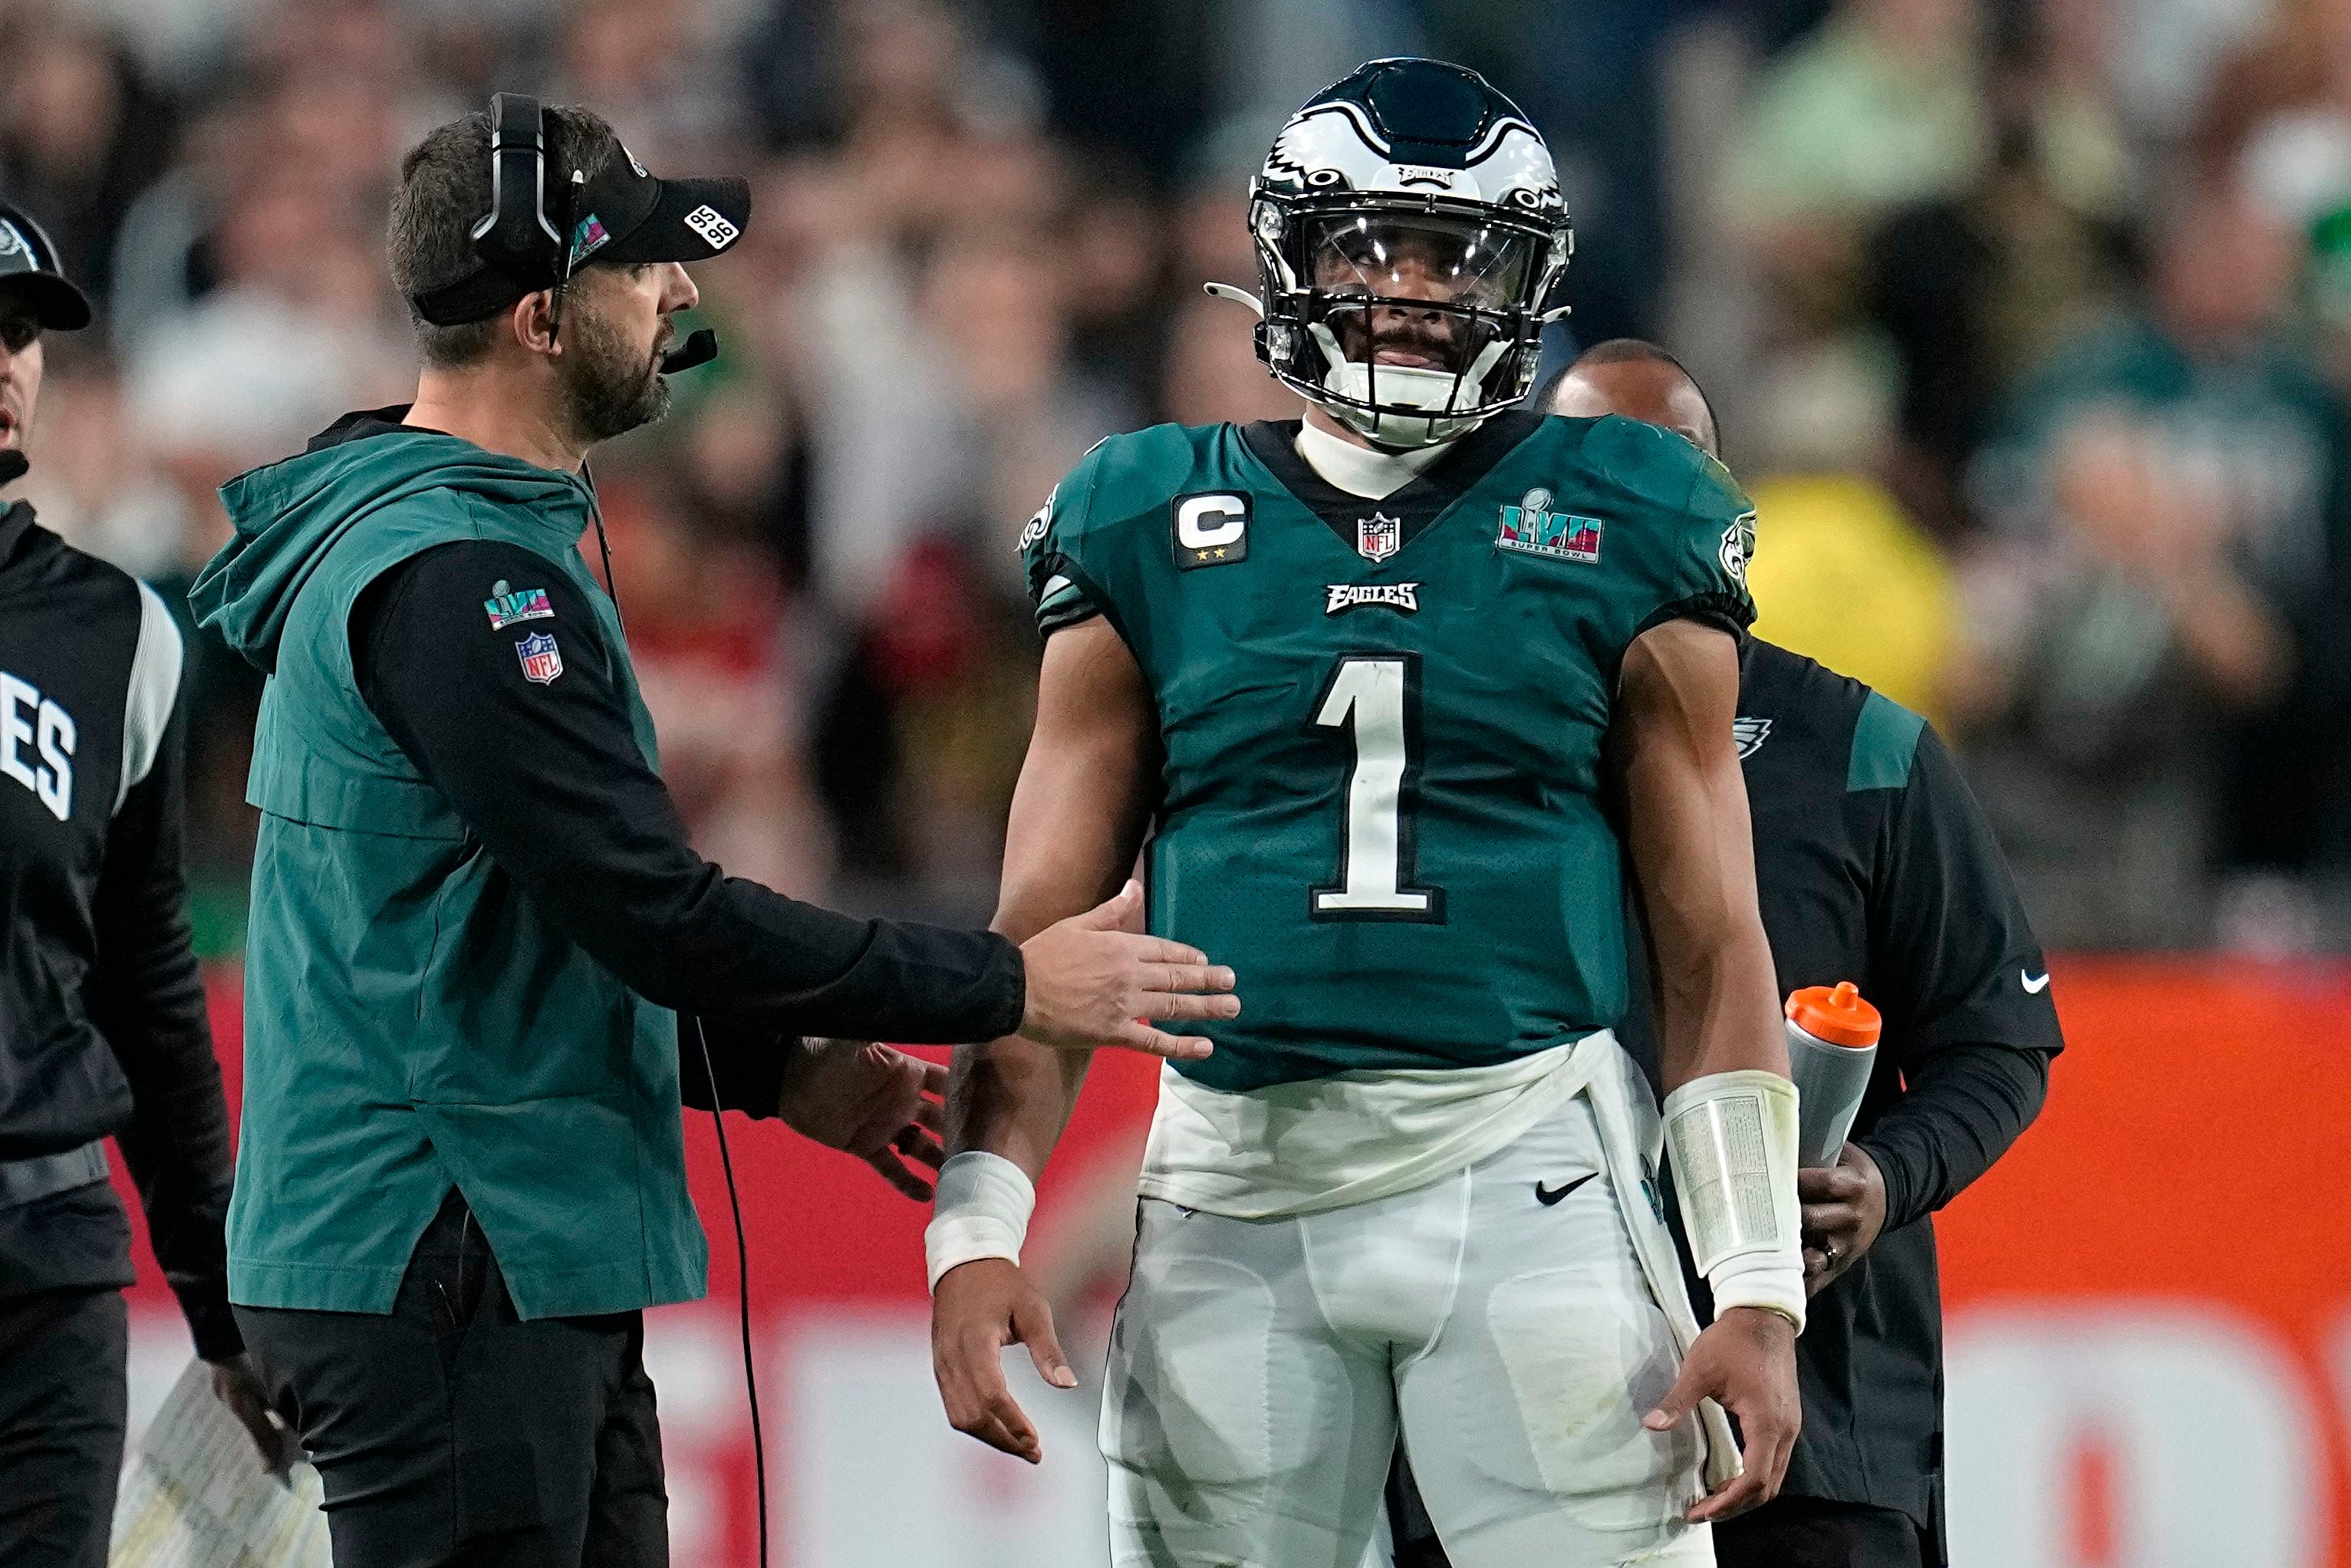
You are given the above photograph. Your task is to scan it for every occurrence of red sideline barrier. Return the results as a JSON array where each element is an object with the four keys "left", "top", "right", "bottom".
[{"left": 112, "top": 960, "right": 2351, "bottom": 1566}]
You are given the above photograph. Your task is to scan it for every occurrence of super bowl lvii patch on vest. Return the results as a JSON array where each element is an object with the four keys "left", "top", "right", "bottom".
[
  {"left": 1496, "top": 489, "right": 1602, "bottom": 564},
  {"left": 515, "top": 631, "right": 563, "bottom": 685},
  {"left": 484, "top": 581, "right": 554, "bottom": 630}
]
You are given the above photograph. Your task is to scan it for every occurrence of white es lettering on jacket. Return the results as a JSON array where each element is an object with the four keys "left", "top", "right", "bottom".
[{"left": 0, "top": 670, "right": 74, "bottom": 821}]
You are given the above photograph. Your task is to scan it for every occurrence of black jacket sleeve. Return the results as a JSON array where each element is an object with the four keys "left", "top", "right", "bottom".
[
  {"left": 676, "top": 1011, "right": 792, "bottom": 1118},
  {"left": 350, "top": 540, "right": 1026, "bottom": 1063},
  {"left": 86, "top": 700, "right": 243, "bottom": 1361},
  {"left": 1859, "top": 723, "right": 2064, "bottom": 1232}
]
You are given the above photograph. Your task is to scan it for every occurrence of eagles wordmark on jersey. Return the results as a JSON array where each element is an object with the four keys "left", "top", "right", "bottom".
[{"left": 1022, "top": 407, "right": 1757, "bottom": 1093}]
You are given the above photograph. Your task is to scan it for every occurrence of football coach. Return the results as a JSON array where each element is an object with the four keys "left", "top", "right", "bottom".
[
  {"left": 189, "top": 100, "right": 1237, "bottom": 1568},
  {"left": 2, "top": 196, "right": 295, "bottom": 1568},
  {"left": 1385, "top": 342, "right": 2063, "bottom": 1568}
]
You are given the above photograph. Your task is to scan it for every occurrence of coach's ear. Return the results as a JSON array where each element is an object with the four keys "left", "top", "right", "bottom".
[{"left": 509, "top": 288, "right": 562, "bottom": 357}]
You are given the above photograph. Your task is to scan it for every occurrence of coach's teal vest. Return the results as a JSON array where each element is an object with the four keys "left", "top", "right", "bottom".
[{"left": 193, "top": 423, "right": 704, "bottom": 1319}]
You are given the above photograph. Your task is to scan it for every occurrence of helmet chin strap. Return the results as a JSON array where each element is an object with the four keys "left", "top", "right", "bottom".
[
  {"left": 1203, "top": 280, "right": 1529, "bottom": 449},
  {"left": 1309, "top": 322, "right": 1512, "bottom": 449}
]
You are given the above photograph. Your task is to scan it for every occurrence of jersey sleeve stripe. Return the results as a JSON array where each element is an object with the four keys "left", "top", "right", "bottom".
[
  {"left": 1846, "top": 690, "right": 1925, "bottom": 792},
  {"left": 117, "top": 579, "right": 186, "bottom": 813}
]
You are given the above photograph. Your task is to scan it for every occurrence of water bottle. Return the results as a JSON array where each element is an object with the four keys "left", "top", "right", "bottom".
[{"left": 1786, "top": 981, "right": 1882, "bottom": 1167}]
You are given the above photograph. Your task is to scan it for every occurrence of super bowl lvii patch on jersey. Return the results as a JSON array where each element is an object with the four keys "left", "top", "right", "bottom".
[
  {"left": 1496, "top": 489, "right": 1602, "bottom": 563},
  {"left": 515, "top": 631, "right": 563, "bottom": 685},
  {"left": 485, "top": 581, "right": 554, "bottom": 630}
]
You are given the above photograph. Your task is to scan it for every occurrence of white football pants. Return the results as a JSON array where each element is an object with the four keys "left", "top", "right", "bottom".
[{"left": 1099, "top": 1093, "right": 1714, "bottom": 1568}]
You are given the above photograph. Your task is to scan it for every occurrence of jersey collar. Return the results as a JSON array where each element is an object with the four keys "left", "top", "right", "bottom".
[{"left": 1240, "top": 407, "right": 1546, "bottom": 558}]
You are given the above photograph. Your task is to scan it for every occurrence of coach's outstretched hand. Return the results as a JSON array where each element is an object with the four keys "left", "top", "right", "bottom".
[
  {"left": 932, "top": 1257, "right": 1075, "bottom": 1464},
  {"left": 1643, "top": 1305, "right": 1799, "bottom": 1523},
  {"left": 1017, "top": 880, "right": 1240, "bottom": 1059},
  {"left": 776, "top": 1039, "right": 949, "bottom": 1200}
]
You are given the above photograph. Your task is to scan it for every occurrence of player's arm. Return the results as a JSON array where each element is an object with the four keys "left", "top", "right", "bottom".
[
  {"left": 1612, "top": 616, "right": 1800, "bottom": 1522},
  {"left": 930, "top": 615, "right": 1208, "bottom": 1464}
]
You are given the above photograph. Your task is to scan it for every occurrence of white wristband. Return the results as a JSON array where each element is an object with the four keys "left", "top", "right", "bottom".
[
  {"left": 1663, "top": 1069, "right": 1806, "bottom": 1333},
  {"left": 924, "top": 1151, "right": 1036, "bottom": 1294}
]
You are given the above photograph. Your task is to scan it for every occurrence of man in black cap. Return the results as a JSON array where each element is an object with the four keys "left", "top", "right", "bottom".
[
  {"left": 189, "top": 103, "right": 1237, "bottom": 1568},
  {"left": 1, "top": 196, "right": 297, "bottom": 1568}
]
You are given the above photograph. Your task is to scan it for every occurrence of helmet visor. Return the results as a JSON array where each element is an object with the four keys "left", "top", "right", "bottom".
[{"left": 1302, "top": 209, "right": 1541, "bottom": 376}]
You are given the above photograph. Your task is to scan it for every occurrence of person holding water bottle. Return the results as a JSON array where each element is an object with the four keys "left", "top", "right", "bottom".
[{"left": 1384, "top": 341, "right": 2066, "bottom": 1568}]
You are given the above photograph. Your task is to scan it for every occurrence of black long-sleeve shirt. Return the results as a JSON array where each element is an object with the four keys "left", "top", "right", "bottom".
[
  {"left": 1615, "top": 637, "right": 2063, "bottom": 1553},
  {"left": 347, "top": 535, "right": 1026, "bottom": 1115},
  {"left": 0, "top": 489, "right": 239, "bottom": 1358}
]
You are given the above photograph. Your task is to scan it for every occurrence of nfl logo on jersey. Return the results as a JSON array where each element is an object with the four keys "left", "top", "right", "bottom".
[
  {"left": 515, "top": 631, "right": 564, "bottom": 685},
  {"left": 1356, "top": 512, "right": 1401, "bottom": 562}
]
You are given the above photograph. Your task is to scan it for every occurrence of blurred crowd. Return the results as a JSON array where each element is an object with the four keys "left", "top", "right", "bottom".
[{"left": 6, "top": 0, "right": 2348, "bottom": 953}]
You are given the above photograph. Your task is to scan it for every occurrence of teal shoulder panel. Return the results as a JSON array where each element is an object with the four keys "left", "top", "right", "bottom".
[
  {"left": 1081, "top": 423, "right": 1211, "bottom": 526},
  {"left": 1020, "top": 423, "right": 1216, "bottom": 640},
  {"left": 1846, "top": 690, "right": 1925, "bottom": 792},
  {"left": 1575, "top": 413, "right": 1750, "bottom": 521},
  {"left": 1552, "top": 414, "right": 1757, "bottom": 642}
]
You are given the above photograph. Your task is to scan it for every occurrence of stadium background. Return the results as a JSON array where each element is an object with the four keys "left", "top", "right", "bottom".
[{"left": 8, "top": 0, "right": 2350, "bottom": 1560}]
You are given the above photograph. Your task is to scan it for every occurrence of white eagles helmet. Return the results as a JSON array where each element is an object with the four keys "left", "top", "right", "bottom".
[{"left": 1208, "top": 58, "right": 1573, "bottom": 449}]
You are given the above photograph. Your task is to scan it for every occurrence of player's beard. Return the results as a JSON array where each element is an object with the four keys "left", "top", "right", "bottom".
[{"left": 556, "top": 299, "right": 672, "bottom": 446}]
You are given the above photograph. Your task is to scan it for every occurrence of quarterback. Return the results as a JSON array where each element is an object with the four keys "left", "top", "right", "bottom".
[{"left": 928, "top": 60, "right": 1802, "bottom": 1567}]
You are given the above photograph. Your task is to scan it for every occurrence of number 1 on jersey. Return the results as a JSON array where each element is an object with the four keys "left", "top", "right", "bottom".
[{"left": 1309, "top": 654, "right": 1444, "bottom": 921}]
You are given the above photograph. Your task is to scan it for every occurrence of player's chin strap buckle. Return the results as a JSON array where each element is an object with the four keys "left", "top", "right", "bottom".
[{"left": 1203, "top": 281, "right": 1266, "bottom": 318}]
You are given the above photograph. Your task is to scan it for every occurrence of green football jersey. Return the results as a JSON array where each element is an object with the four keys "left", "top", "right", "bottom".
[{"left": 1022, "top": 409, "right": 1756, "bottom": 1094}]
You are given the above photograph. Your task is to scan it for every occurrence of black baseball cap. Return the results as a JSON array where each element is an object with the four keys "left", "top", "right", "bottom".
[
  {"left": 413, "top": 125, "right": 751, "bottom": 327},
  {"left": 0, "top": 199, "right": 93, "bottom": 333}
]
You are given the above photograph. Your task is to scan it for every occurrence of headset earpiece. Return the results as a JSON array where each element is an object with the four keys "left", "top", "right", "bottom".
[{"left": 472, "top": 94, "right": 564, "bottom": 293}]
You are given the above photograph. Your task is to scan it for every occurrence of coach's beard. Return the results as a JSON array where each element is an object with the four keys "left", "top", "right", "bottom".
[{"left": 559, "top": 306, "right": 674, "bottom": 446}]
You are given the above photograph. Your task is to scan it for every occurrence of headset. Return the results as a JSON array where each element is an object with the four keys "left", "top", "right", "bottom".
[{"left": 446, "top": 91, "right": 717, "bottom": 374}]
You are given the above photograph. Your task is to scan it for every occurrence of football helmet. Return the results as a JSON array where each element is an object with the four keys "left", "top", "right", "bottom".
[{"left": 1209, "top": 58, "right": 1572, "bottom": 448}]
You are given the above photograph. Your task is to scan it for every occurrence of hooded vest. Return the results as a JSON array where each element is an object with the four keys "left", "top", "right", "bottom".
[{"left": 193, "top": 420, "right": 703, "bottom": 1317}]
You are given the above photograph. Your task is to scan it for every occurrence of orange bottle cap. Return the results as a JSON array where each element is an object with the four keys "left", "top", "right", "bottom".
[{"left": 1785, "top": 981, "right": 1882, "bottom": 1048}]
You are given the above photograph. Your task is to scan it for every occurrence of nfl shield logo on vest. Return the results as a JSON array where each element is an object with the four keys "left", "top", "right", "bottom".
[
  {"left": 1356, "top": 512, "right": 1401, "bottom": 562},
  {"left": 515, "top": 631, "right": 564, "bottom": 685}
]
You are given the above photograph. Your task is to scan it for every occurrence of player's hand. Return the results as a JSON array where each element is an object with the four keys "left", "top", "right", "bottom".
[
  {"left": 1018, "top": 880, "right": 1240, "bottom": 1059},
  {"left": 1643, "top": 1305, "right": 1799, "bottom": 1523},
  {"left": 1799, "top": 1142, "right": 1886, "bottom": 1295},
  {"left": 208, "top": 1352, "right": 301, "bottom": 1475},
  {"left": 775, "top": 1039, "right": 948, "bottom": 1200},
  {"left": 931, "top": 1257, "right": 1078, "bottom": 1464}
]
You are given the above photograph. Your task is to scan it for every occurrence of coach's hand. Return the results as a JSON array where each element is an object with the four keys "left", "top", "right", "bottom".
[
  {"left": 209, "top": 1352, "right": 301, "bottom": 1475},
  {"left": 932, "top": 1257, "right": 1076, "bottom": 1464},
  {"left": 1799, "top": 1142, "right": 1886, "bottom": 1295},
  {"left": 1644, "top": 1305, "right": 1799, "bottom": 1523},
  {"left": 1018, "top": 880, "right": 1240, "bottom": 1060},
  {"left": 776, "top": 1039, "right": 949, "bottom": 1200}
]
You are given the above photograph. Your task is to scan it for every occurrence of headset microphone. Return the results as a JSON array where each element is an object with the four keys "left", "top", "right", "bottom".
[{"left": 658, "top": 328, "right": 718, "bottom": 374}]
